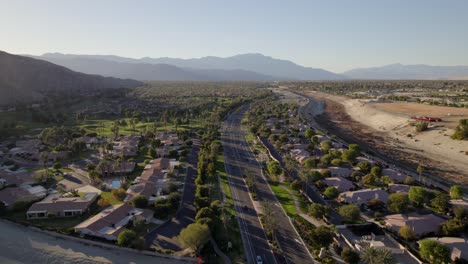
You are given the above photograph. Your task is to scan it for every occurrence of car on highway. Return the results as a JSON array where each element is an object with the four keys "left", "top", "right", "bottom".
[{"left": 256, "top": 255, "right": 263, "bottom": 264}]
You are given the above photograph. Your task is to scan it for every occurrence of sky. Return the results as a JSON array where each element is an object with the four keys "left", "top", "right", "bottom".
[{"left": 1, "top": 0, "right": 468, "bottom": 72}]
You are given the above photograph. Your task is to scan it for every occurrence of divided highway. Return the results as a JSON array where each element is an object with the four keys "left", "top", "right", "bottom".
[{"left": 222, "top": 106, "right": 315, "bottom": 264}]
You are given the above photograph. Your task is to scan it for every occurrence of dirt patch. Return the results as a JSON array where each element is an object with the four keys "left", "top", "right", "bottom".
[
  {"left": 373, "top": 102, "right": 468, "bottom": 129},
  {"left": 314, "top": 97, "right": 468, "bottom": 186}
]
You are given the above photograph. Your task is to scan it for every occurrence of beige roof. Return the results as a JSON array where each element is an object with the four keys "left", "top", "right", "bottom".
[
  {"left": 75, "top": 204, "right": 133, "bottom": 232},
  {"left": 126, "top": 158, "right": 172, "bottom": 201},
  {"left": 328, "top": 167, "right": 354, "bottom": 177},
  {"left": 388, "top": 184, "right": 411, "bottom": 193},
  {"left": 27, "top": 193, "right": 98, "bottom": 213},
  {"left": 0, "top": 172, "right": 36, "bottom": 187},
  {"left": 339, "top": 188, "right": 389, "bottom": 204},
  {"left": 385, "top": 213, "right": 445, "bottom": 236},
  {"left": 450, "top": 199, "right": 468, "bottom": 210},
  {"left": 323, "top": 177, "right": 354, "bottom": 192}
]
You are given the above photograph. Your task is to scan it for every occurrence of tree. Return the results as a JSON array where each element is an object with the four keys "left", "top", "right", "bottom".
[
  {"left": 387, "top": 193, "right": 410, "bottom": 213},
  {"left": 52, "top": 162, "right": 62, "bottom": 171},
  {"left": 310, "top": 225, "right": 334, "bottom": 248},
  {"left": 403, "top": 176, "right": 414, "bottom": 185},
  {"left": 267, "top": 161, "right": 282, "bottom": 176},
  {"left": 453, "top": 206, "right": 466, "bottom": 219},
  {"left": 308, "top": 203, "right": 330, "bottom": 219},
  {"left": 323, "top": 186, "right": 340, "bottom": 199},
  {"left": 419, "top": 239, "right": 451, "bottom": 264},
  {"left": 330, "top": 158, "right": 342, "bottom": 166},
  {"left": 417, "top": 164, "right": 424, "bottom": 183},
  {"left": 339, "top": 204, "right": 361, "bottom": 223},
  {"left": 408, "top": 186, "right": 427, "bottom": 207},
  {"left": 291, "top": 179, "right": 303, "bottom": 191},
  {"left": 450, "top": 185, "right": 463, "bottom": 199},
  {"left": 132, "top": 195, "right": 148, "bottom": 208},
  {"left": 97, "top": 198, "right": 110, "bottom": 208},
  {"left": 415, "top": 121, "right": 429, "bottom": 132},
  {"left": 431, "top": 192, "right": 450, "bottom": 213},
  {"left": 112, "top": 188, "right": 127, "bottom": 201},
  {"left": 341, "top": 247, "right": 360, "bottom": 264},
  {"left": 361, "top": 174, "right": 378, "bottom": 186},
  {"left": 440, "top": 218, "right": 467, "bottom": 236},
  {"left": 117, "top": 230, "right": 138, "bottom": 247},
  {"left": 320, "top": 140, "right": 332, "bottom": 152},
  {"left": 370, "top": 166, "right": 382, "bottom": 177},
  {"left": 357, "top": 161, "right": 371, "bottom": 173},
  {"left": 195, "top": 207, "right": 214, "bottom": 221},
  {"left": 148, "top": 148, "right": 157, "bottom": 158},
  {"left": 179, "top": 223, "right": 211, "bottom": 254},
  {"left": 361, "top": 247, "right": 396, "bottom": 264},
  {"left": 399, "top": 225, "right": 415, "bottom": 240},
  {"left": 305, "top": 128, "right": 315, "bottom": 139}
]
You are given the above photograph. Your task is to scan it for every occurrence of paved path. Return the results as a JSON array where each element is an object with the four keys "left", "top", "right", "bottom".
[
  {"left": 279, "top": 185, "right": 325, "bottom": 227},
  {"left": 210, "top": 237, "right": 232, "bottom": 264}
]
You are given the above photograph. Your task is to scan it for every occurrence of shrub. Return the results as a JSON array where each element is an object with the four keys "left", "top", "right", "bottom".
[{"left": 415, "top": 121, "right": 429, "bottom": 132}]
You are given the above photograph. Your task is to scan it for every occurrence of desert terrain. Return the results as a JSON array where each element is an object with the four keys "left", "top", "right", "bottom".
[{"left": 303, "top": 91, "right": 468, "bottom": 186}]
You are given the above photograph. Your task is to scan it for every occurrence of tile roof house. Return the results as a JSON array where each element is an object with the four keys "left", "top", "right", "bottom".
[
  {"left": 125, "top": 158, "right": 176, "bottom": 203},
  {"left": 382, "top": 169, "right": 407, "bottom": 183},
  {"left": 384, "top": 213, "right": 445, "bottom": 237},
  {"left": 388, "top": 184, "right": 411, "bottom": 193},
  {"left": 450, "top": 199, "right": 468, "bottom": 210},
  {"left": 74, "top": 204, "right": 153, "bottom": 241},
  {"left": 323, "top": 177, "right": 355, "bottom": 192},
  {"left": 0, "top": 185, "right": 47, "bottom": 208},
  {"left": 328, "top": 167, "right": 354, "bottom": 177},
  {"left": 112, "top": 135, "right": 141, "bottom": 157},
  {"left": 424, "top": 237, "right": 468, "bottom": 262},
  {"left": 0, "top": 171, "right": 37, "bottom": 187},
  {"left": 26, "top": 192, "right": 98, "bottom": 219},
  {"left": 339, "top": 188, "right": 389, "bottom": 205}
]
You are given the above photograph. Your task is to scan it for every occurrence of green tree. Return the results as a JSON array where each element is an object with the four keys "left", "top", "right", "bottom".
[
  {"left": 357, "top": 161, "right": 371, "bottom": 173},
  {"left": 267, "top": 161, "right": 282, "bottom": 176},
  {"left": 111, "top": 188, "right": 127, "bottom": 201},
  {"left": 399, "top": 225, "right": 415, "bottom": 240},
  {"left": 341, "top": 247, "right": 360, "bottom": 264},
  {"left": 308, "top": 203, "right": 330, "bottom": 219},
  {"left": 370, "top": 166, "right": 382, "bottom": 177},
  {"left": 148, "top": 148, "right": 157, "bottom": 158},
  {"left": 408, "top": 186, "right": 427, "bottom": 207},
  {"left": 419, "top": 239, "right": 451, "bottom": 264},
  {"left": 339, "top": 204, "right": 361, "bottom": 223},
  {"left": 431, "top": 192, "right": 450, "bottom": 213},
  {"left": 361, "top": 247, "right": 396, "bottom": 264},
  {"left": 450, "top": 185, "right": 463, "bottom": 199},
  {"left": 132, "top": 195, "right": 148, "bottom": 208},
  {"left": 387, "top": 193, "right": 410, "bottom": 213},
  {"left": 320, "top": 140, "right": 332, "bottom": 152},
  {"left": 195, "top": 207, "right": 214, "bottom": 221},
  {"left": 310, "top": 225, "right": 334, "bottom": 248},
  {"left": 440, "top": 218, "right": 467, "bottom": 236},
  {"left": 117, "top": 230, "right": 138, "bottom": 247},
  {"left": 323, "top": 186, "right": 340, "bottom": 199},
  {"left": 179, "top": 223, "right": 211, "bottom": 254},
  {"left": 417, "top": 164, "right": 424, "bottom": 183}
]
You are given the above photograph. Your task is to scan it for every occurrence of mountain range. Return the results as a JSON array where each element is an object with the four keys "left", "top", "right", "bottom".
[
  {"left": 344, "top": 63, "right": 468, "bottom": 80},
  {"left": 33, "top": 53, "right": 345, "bottom": 81},
  {"left": 32, "top": 53, "right": 468, "bottom": 81},
  {"left": 0, "top": 51, "right": 142, "bottom": 105}
]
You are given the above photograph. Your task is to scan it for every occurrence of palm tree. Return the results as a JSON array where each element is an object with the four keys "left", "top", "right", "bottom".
[
  {"left": 417, "top": 164, "right": 424, "bottom": 183},
  {"left": 362, "top": 247, "right": 396, "bottom": 264}
]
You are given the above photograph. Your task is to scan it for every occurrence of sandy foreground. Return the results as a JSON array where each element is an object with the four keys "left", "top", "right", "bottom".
[
  {"left": 0, "top": 221, "right": 189, "bottom": 264},
  {"left": 304, "top": 91, "right": 468, "bottom": 184}
]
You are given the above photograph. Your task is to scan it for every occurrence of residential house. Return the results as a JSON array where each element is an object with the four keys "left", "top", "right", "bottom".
[
  {"left": 388, "top": 184, "right": 411, "bottom": 194},
  {"left": 0, "top": 171, "right": 38, "bottom": 187},
  {"left": 112, "top": 135, "right": 141, "bottom": 157},
  {"left": 356, "top": 156, "right": 375, "bottom": 166},
  {"left": 382, "top": 169, "right": 407, "bottom": 183},
  {"left": 26, "top": 192, "right": 98, "bottom": 219},
  {"left": 328, "top": 167, "right": 354, "bottom": 177},
  {"left": 424, "top": 237, "right": 468, "bottom": 262},
  {"left": 384, "top": 213, "right": 445, "bottom": 237},
  {"left": 339, "top": 188, "right": 389, "bottom": 205},
  {"left": 74, "top": 204, "right": 153, "bottom": 241},
  {"left": 323, "top": 177, "right": 355, "bottom": 192},
  {"left": 290, "top": 148, "right": 310, "bottom": 164},
  {"left": 0, "top": 185, "right": 47, "bottom": 208},
  {"left": 125, "top": 158, "right": 177, "bottom": 203}
]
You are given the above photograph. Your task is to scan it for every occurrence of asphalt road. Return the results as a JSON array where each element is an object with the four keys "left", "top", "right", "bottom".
[
  {"left": 146, "top": 138, "right": 200, "bottom": 250},
  {"left": 222, "top": 107, "right": 314, "bottom": 264}
]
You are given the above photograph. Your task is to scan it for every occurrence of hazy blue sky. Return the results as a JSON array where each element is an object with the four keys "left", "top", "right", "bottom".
[{"left": 1, "top": 0, "right": 468, "bottom": 72}]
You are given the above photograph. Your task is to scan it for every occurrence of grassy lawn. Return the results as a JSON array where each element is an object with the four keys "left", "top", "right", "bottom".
[
  {"left": 269, "top": 182, "right": 298, "bottom": 216},
  {"left": 100, "top": 191, "right": 124, "bottom": 205},
  {"left": 4, "top": 209, "right": 88, "bottom": 232},
  {"left": 214, "top": 154, "right": 245, "bottom": 263}
]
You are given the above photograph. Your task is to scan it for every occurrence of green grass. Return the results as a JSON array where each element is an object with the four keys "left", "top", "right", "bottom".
[
  {"left": 214, "top": 154, "right": 245, "bottom": 263},
  {"left": 100, "top": 191, "right": 124, "bottom": 205},
  {"left": 269, "top": 182, "right": 298, "bottom": 216}
]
